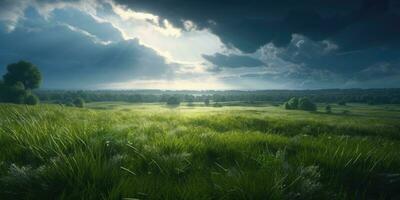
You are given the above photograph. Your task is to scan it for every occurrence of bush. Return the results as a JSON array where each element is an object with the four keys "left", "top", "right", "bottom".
[
  {"left": 204, "top": 99, "right": 210, "bottom": 106},
  {"left": 166, "top": 96, "right": 180, "bottom": 106},
  {"left": 65, "top": 102, "right": 75, "bottom": 107},
  {"left": 73, "top": 98, "right": 85, "bottom": 108},
  {"left": 390, "top": 98, "right": 400, "bottom": 104},
  {"left": 298, "top": 98, "right": 317, "bottom": 111},
  {"left": 338, "top": 101, "right": 346, "bottom": 106},
  {"left": 0, "top": 83, "right": 27, "bottom": 104},
  {"left": 187, "top": 99, "right": 194, "bottom": 106},
  {"left": 214, "top": 102, "right": 223, "bottom": 107},
  {"left": 25, "top": 94, "right": 39, "bottom": 105},
  {"left": 325, "top": 105, "right": 332, "bottom": 114},
  {"left": 285, "top": 97, "right": 299, "bottom": 109}
]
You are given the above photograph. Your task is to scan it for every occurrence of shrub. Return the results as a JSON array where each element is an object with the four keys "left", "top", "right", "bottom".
[
  {"left": 187, "top": 99, "right": 194, "bottom": 106},
  {"left": 166, "top": 96, "right": 180, "bottom": 106},
  {"left": 285, "top": 97, "right": 299, "bottom": 109},
  {"left": 73, "top": 97, "right": 85, "bottom": 108},
  {"left": 0, "top": 83, "right": 27, "bottom": 104},
  {"left": 25, "top": 94, "right": 39, "bottom": 105},
  {"left": 66, "top": 102, "right": 75, "bottom": 107},
  {"left": 204, "top": 99, "right": 210, "bottom": 106},
  {"left": 325, "top": 105, "right": 332, "bottom": 114},
  {"left": 214, "top": 102, "right": 223, "bottom": 107},
  {"left": 338, "top": 101, "right": 346, "bottom": 106},
  {"left": 284, "top": 97, "right": 317, "bottom": 111},
  {"left": 298, "top": 98, "right": 317, "bottom": 111},
  {"left": 390, "top": 98, "right": 400, "bottom": 104}
]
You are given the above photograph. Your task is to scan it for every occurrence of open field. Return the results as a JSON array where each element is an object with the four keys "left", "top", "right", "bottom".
[{"left": 1, "top": 102, "right": 400, "bottom": 199}]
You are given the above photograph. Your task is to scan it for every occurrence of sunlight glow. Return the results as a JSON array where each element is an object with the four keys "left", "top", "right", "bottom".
[
  {"left": 106, "top": 1, "right": 224, "bottom": 63},
  {"left": 99, "top": 79, "right": 231, "bottom": 90}
]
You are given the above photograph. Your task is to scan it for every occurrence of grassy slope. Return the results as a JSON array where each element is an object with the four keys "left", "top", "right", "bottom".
[{"left": 0, "top": 103, "right": 399, "bottom": 199}]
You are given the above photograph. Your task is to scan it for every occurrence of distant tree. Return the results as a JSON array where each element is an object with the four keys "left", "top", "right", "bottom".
[
  {"left": 298, "top": 97, "right": 317, "bottom": 111},
  {"left": 184, "top": 95, "right": 195, "bottom": 102},
  {"left": 214, "top": 102, "right": 223, "bottom": 107},
  {"left": 284, "top": 102, "right": 291, "bottom": 110},
  {"left": 390, "top": 98, "right": 400, "bottom": 104},
  {"left": 187, "top": 98, "right": 194, "bottom": 106},
  {"left": 285, "top": 97, "right": 299, "bottom": 109},
  {"left": 132, "top": 94, "right": 143, "bottom": 102},
  {"left": 204, "top": 98, "right": 210, "bottom": 106},
  {"left": 166, "top": 96, "right": 180, "bottom": 106},
  {"left": 73, "top": 97, "right": 85, "bottom": 108},
  {"left": 325, "top": 105, "right": 332, "bottom": 114},
  {"left": 0, "top": 61, "right": 42, "bottom": 105},
  {"left": 66, "top": 102, "right": 75, "bottom": 107},
  {"left": 25, "top": 93, "right": 40, "bottom": 105},
  {"left": 3, "top": 61, "right": 41, "bottom": 90},
  {"left": 338, "top": 100, "right": 346, "bottom": 106}
]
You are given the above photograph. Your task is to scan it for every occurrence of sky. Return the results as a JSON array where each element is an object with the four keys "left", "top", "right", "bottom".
[{"left": 0, "top": 0, "right": 399, "bottom": 90}]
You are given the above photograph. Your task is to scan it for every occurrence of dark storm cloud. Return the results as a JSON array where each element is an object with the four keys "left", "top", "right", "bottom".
[
  {"left": 113, "top": 0, "right": 400, "bottom": 87},
  {"left": 202, "top": 53, "right": 264, "bottom": 69},
  {"left": 276, "top": 34, "right": 400, "bottom": 76},
  {"left": 222, "top": 69, "right": 344, "bottom": 89},
  {"left": 114, "top": 0, "right": 400, "bottom": 53},
  {"left": 0, "top": 7, "right": 175, "bottom": 89},
  {"left": 1, "top": 0, "right": 399, "bottom": 89},
  {"left": 51, "top": 9, "right": 124, "bottom": 43},
  {"left": 354, "top": 63, "right": 400, "bottom": 81}
]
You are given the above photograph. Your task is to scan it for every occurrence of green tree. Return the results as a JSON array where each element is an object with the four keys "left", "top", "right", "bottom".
[
  {"left": 286, "top": 97, "right": 299, "bottom": 109},
  {"left": 166, "top": 96, "right": 180, "bottom": 106},
  {"left": 73, "top": 97, "right": 85, "bottom": 108},
  {"left": 3, "top": 61, "right": 42, "bottom": 90},
  {"left": 298, "top": 97, "right": 317, "bottom": 111}
]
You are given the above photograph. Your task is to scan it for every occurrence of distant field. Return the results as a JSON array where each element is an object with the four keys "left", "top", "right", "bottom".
[{"left": 1, "top": 102, "right": 399, "bottom": 199}]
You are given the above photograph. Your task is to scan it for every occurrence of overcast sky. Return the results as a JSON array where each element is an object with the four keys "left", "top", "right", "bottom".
[{"left": 0, "top": 0, "right": 399, "bottom": 90}]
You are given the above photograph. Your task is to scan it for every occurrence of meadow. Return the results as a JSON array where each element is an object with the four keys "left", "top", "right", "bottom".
[{"left": 0, "top": 102, "right": 399, "bottom": 199}]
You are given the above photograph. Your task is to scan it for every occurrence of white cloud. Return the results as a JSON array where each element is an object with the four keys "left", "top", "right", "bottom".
[
  {"left": 0, "top": 0, "right": 30, "bottom": 32},
  {"left": 62, "top": 23, "right": 112, "bottom": 45}
]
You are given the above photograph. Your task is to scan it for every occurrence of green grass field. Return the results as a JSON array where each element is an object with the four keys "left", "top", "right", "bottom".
[{"left": 0, "top": 102, "right": 399, "bottom": 199}]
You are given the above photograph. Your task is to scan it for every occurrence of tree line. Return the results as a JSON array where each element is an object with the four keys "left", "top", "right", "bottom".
[
  {"left": 35, "top": 88, "right": 400, "bottom": 105},
  {"left": 2, "top": 61, "right": 400, "bottom": 106}
]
